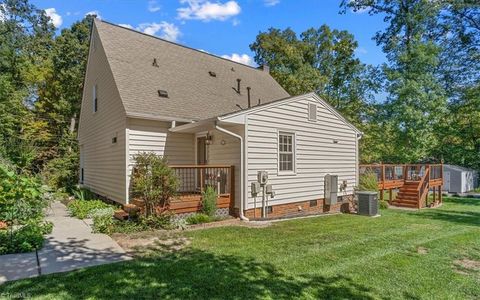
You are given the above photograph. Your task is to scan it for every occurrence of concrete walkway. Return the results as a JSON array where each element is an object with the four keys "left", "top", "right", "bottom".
[{"left": 0, "top": 202, "right": 131, "bottom": 284}]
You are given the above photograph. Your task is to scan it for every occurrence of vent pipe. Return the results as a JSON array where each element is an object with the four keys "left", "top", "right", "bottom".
[
  {"left": 247, "top": 87, "right": 251, "bottom": 108},
  {"left": 234, "top": 78, "right": 241, "bottom": 94}
]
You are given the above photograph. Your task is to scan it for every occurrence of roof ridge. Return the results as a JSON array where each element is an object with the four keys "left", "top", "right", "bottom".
[{"left": 97, "top": 19, "right": 266, "bottom": 72}]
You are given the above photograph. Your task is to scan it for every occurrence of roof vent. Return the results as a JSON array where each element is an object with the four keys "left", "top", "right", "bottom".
[
  {"left": 152, "top": 58, "right": 159, "bottom": 67},
  {"left": 208, "top": 71, "right": 216, "bottom": 77},
  {"left": 158, "top": 90, "right": 168, "bottom": 98}
]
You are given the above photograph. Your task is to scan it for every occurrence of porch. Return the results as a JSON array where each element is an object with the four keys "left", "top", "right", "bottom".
[
  {"left": 359, "top": 164, "right": 444, "bottom": 209},
  {"left": 169, "top": 165, "right": 235, "bottom": 215}
]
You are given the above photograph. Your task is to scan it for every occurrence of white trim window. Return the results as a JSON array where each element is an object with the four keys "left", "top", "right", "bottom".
[
  {"left": 278, "top": 132, "right": 295, "bottom": 173},
  {"left": 93, "top": 84, "right": 98, "bottom": 112}
]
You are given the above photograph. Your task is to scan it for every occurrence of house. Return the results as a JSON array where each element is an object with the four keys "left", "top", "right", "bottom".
[
  {"left": 443, "top": 165, "right": 478, "bottom": 194},
  {"left": 78, "top": 19, "right": 361, "bottom": 220}
]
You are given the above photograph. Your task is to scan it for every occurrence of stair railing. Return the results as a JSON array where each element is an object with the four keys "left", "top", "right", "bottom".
[{"left": 417, "top": 166, "right": 430, "bottom": 209}]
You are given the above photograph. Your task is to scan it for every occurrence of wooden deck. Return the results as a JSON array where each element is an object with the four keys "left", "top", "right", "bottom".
[{"left": 360, "top": 164, "right": 443, "bottom": 209}]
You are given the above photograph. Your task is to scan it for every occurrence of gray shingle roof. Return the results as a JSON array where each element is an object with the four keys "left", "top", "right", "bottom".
[{"left": 94, "top": 19, "right": 290, "bottom": 121}]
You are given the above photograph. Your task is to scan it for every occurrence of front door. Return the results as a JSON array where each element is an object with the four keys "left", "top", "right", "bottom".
[{"left": 197, "top": 136, "right": 207, "bottom": 165}]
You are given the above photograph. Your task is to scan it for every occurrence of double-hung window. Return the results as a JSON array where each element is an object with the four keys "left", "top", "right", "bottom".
[{"left": 278, "top": 132, "right": 295, "bottom": 173}]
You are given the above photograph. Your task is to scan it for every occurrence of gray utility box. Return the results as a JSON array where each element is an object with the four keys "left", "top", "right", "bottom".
[
  {"left": 357, "top": 191, "right": 378, "bottom": 216},
  {"left": 325, "top": 174, "right": 338, "bottom": 205}
]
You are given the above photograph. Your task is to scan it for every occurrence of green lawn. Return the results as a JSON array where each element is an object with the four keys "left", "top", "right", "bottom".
[{"left": 1, "top": 197, "right": 480, "bottom": 299}]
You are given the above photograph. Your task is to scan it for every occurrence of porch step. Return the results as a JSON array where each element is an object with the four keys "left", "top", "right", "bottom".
[{"left": 114, "top": 210, "right": 129, "bottom": 221}]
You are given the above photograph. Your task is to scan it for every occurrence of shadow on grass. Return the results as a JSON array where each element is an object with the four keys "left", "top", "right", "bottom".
[
  {"left": 443, "top": 197, "right": 480, "bottom": 206},
  {"left": 406, "top": 198, "right": 480, "bottom": 227},
  {"left": 1, "top": 245, "right": 376, "bottom": 299}
]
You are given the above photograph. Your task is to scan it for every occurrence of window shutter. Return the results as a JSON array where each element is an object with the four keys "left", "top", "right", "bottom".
[{"left": 308, "top": 103, "right": 317, "bottom": 121}]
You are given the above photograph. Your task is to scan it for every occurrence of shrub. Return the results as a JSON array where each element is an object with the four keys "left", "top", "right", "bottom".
[
  {"left": 358, "top": 171, "right": 379, "bottom": 192},
  {"left": 379, "top": 201, "right": 389, "bottom": 209},
  {"left": 171, "top": 218, "right": 187, "bottom": 230},
  {"left": 72, "top": 186, "right": 95, "bottom": 201},
  {"left": 201, "top": 186, "right": 217, "bottom": 217},
  {"left": 130, "top": 152, "right": 179, "bottom": 216},
  {"left": 0, "top": 221, "right": 53, "bottom": 255},
  {"left": 67, "top": 200, "right": 112, "bottom": 219},
  {"left": 186, "top": 213, "right": 213, "bottom": 225},
  {"left": 141, "top": 212, "right": 174, "bottom": 230},
  {"left": 92, "top": 216, "right": 115, "bottom": 234}
]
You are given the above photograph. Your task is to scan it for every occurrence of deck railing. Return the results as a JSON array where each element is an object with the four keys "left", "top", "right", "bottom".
[
  {"left": 170, "top": 165, "right": 234, "bottom": 197},
  {"left": 359, "top": 163, "right": 444, "bottom": 188}
]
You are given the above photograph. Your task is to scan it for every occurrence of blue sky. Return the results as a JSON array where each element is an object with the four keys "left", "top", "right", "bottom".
[{"left": 34, "top": 0, "right": 387, "bottom": 67}]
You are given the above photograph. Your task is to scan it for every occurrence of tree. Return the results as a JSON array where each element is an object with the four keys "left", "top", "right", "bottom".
[
  {"left": 130, "top": 153, "right": 179, "bottom": 217},
  {"left": 342, "top": 0, "right": 448, "bottom": 163},
  {"left": 250, "top": 25, "right": 380, "bottom": 127}
]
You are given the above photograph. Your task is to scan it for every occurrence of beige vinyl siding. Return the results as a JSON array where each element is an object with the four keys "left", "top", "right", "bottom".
[
  {"left": 78, "top": 25, "right": 127, "bottom": 204},
  {"left": 207, "top": 127, "right": 242, "bottom": 208},
  {"left": 127, "top": 118, "right": 195, "bottom": 202},
  {"left": 245, "top": 95, "right": 358, "bottom": 209}
]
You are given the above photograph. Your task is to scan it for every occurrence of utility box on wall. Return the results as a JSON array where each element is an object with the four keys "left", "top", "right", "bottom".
[{"left": 325, "top": 174, "right": 338, "bottom": 205}]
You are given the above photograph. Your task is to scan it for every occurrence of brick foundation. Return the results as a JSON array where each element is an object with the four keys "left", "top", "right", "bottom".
[{"left": 243, "top": 195, "right": 354, "bottom": 220}]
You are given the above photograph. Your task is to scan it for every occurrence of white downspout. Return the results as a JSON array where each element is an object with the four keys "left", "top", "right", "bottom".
[{"left": 215, "top": 122, "right": 249, "bottom": 221}]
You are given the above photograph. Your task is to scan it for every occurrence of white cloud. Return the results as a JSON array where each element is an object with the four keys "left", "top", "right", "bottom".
[
  {"left": 221, "top": 53, "right": 254, "bottom": 66},
  {"left": 45, "top": 8, "right": 63, "bottom": 27},
  {"left": 85, "top": 10, "right": 101, "bottom": 19},
  {"left": 264, "top": 0, "right": 280, "bottom": 7},
  {"left": 355, "top": 47, "right": 367, "bottom": 55},
  {"left": 118, "top": 23, "right": 134, "bottom": 29},
  {"left": 137, "top": 22, "right": 181, "bottom": 42},
  {"left": 148, "top": 0, "right": 161, "bottom": 12},
  {"left": 178, "top": 0, "right": 241, "bottom": 22}
]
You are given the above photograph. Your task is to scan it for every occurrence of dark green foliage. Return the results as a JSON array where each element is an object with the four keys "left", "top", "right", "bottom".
[
  {"left": 67, "top": 200, "right": 113, "bottom": 219},
  {"left": 0, "top": 221, "right": 52, "bottom": 254},
  {"left": 358, "top": 171, "right": 378, "bottom": 192},
  {"left": 141, "top": 212, "right": 175, "bottom": 230},
  {"left": 131, "top": 152, "right": 179, "bottom": 217},
  {"left": 201, "top": 186, "right": 217, "bottom": 217},
  {"left": 72, "top": 186, "right": 95, "bottom": 201},
  {"left": 186, "top": 213, "right": 214, "bottom": 225},
  {"left": 379, "top": 201, "right": 389, "bottom": 210}
]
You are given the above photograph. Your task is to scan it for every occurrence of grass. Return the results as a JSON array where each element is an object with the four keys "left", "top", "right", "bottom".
[{"left": 1, "top": 197, "right": 480, "bottom": 299}]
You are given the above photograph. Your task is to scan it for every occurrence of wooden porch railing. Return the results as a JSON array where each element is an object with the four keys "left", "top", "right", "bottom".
[
  {"left": 359, "top": 163, "right": 444, "bottom": 189},
  {"left": 169, "top": 165, "right": 235, "bottom": 214},
  {"left": 360, "top": 163, "right": 443, "bottom": 208}
]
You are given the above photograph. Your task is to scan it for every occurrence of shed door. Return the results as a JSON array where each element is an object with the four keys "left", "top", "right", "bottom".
[{"left": 444, "top": 171, "right": 450, "bottom": 191}]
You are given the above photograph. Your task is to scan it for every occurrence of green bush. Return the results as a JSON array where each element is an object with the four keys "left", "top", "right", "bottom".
[
  {"left": 379, "top": 201, "right": 389, "bottom": 209},
  {"left": 92, "top": 213, "right": 115, "bottom": 234},
  {"left": 67, "top": 200, "right": 112, "bottom": 219},
  {"left": 186, "top": 213, "right": 213, "bottom": 225},
  {"left": 201, "top": 186, "right": 217, "bottom": 217},
  {"left": 130, "top": 152, "right": 179, "bottom": 216},
  {"left": 0, "top": 221, "right": 53, "bottom": 254},
  {"left": 141, "top": 212, "right": 174, "bottom": 230},
  {"left": 72, "top": 186, "right": 95, "bottom": 201},
  {"left": 358, "top": 171, "right": 379, "bottom": 192}
]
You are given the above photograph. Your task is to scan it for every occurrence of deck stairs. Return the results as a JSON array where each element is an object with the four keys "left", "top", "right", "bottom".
[{"left": 390, "top": 181, "right": 422, "bottom": 208}]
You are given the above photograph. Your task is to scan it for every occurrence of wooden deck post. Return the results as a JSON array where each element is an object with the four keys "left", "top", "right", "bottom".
[
  {"left": 389, "top": 189, "right": 392, "bottom": 202},
  {"left": 380, "top": 164, "right": 385, "bottom": 201},
  {"left": 433, "top": 186, "right": 436, "bottom": 203}
]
